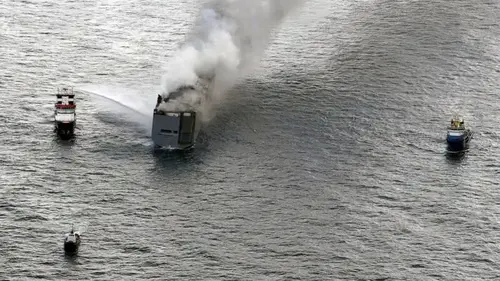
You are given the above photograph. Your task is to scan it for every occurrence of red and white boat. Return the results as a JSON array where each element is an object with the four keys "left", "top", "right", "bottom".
[{"left": 54, "top": 87, "right": 76, "bottom": 138}]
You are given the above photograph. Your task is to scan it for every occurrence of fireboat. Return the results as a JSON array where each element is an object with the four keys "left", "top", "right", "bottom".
[{"left": 54, "top": 87, "right": 76, "bottom": 138}]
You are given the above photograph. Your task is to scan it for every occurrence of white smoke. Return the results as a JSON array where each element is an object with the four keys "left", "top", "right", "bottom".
[{"left": 159, "top": 0, "right": 306, "bottom": 122}]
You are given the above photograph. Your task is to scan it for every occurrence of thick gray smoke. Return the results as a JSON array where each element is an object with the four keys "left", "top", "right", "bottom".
[{"left": 159, "top": 0, "right": 306, "bottom": 122}]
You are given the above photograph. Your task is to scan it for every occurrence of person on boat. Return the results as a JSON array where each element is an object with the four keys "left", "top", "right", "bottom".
[
  {"left": 65, "top": 230, "right": 72, "bottom": 240},
  {"left": 156, "top": 94, "right": 162, "bottom": 107},
  {"left": 451, "top": 119, "right": 458, "bottom": 129}
]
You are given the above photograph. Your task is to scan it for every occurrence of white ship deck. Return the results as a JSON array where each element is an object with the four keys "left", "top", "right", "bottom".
[{"left": 55, "top": 113, "right": 75, "bottom": 122}]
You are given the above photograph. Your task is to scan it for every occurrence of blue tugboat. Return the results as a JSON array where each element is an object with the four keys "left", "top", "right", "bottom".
[{"left": 446, "top": 116, "right": 472, "bottom": 152}]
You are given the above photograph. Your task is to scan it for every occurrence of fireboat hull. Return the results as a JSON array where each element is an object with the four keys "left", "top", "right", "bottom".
[{"left": 55, "top": 122, "right": 75, "bottom": 139}]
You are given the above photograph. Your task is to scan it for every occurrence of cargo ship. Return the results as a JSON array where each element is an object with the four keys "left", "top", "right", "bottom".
[{"left": 151, "top": 85, "right": 202, "bottom": 150}]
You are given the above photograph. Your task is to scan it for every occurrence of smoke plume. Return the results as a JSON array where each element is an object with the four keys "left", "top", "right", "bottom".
[{"left": 159, "top": 0, "right": 306, "bottom": 122}]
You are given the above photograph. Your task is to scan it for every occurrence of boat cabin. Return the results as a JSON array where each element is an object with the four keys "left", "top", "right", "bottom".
[
  {"left": 55, "top": 87, "right": 76, "bottom": 109},
  {"left": 449, "top": 116, "right": 465, "bottom": 130},
  {"left": 65, "top": 232, "right": 79, "bottom": 243},
  {"left": 55, "top": 87, "right": 76, "bottom": 120}
]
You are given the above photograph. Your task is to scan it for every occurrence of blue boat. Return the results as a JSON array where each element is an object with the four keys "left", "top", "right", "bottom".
[{"left": 446, "top": 116, "right": 472, "bottom": 152}]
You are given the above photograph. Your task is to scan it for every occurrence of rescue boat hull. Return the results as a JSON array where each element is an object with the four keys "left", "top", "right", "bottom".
[{"left": 64, "top": 234, "right": 81, "bottom": 254}]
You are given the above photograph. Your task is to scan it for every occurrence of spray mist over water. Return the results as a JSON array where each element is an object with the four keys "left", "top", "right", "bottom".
[
  {"left": 78, "top": 84, "right": 157, "bottom": 135},
  {"left": 160, "top": 0, "right": 306, "bottom": 122}
]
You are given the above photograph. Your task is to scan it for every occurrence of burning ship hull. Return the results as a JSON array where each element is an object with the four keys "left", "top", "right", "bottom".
[
  {"left": 54, "top": 87, "right": 76, "bottom": 139},
  {"left": 151, "top": 79, "right": 210, "bottom": 150},
  {"left": 152, "top": 111, "right": 199, "bottom": 150},
  {"left": 152, "top": 84, "right": 205, "bottom": 150}
]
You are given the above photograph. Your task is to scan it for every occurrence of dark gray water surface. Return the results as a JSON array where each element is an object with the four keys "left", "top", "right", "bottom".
[{"left": 2, "top": 0, "right": 500, "bottom": 280}]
